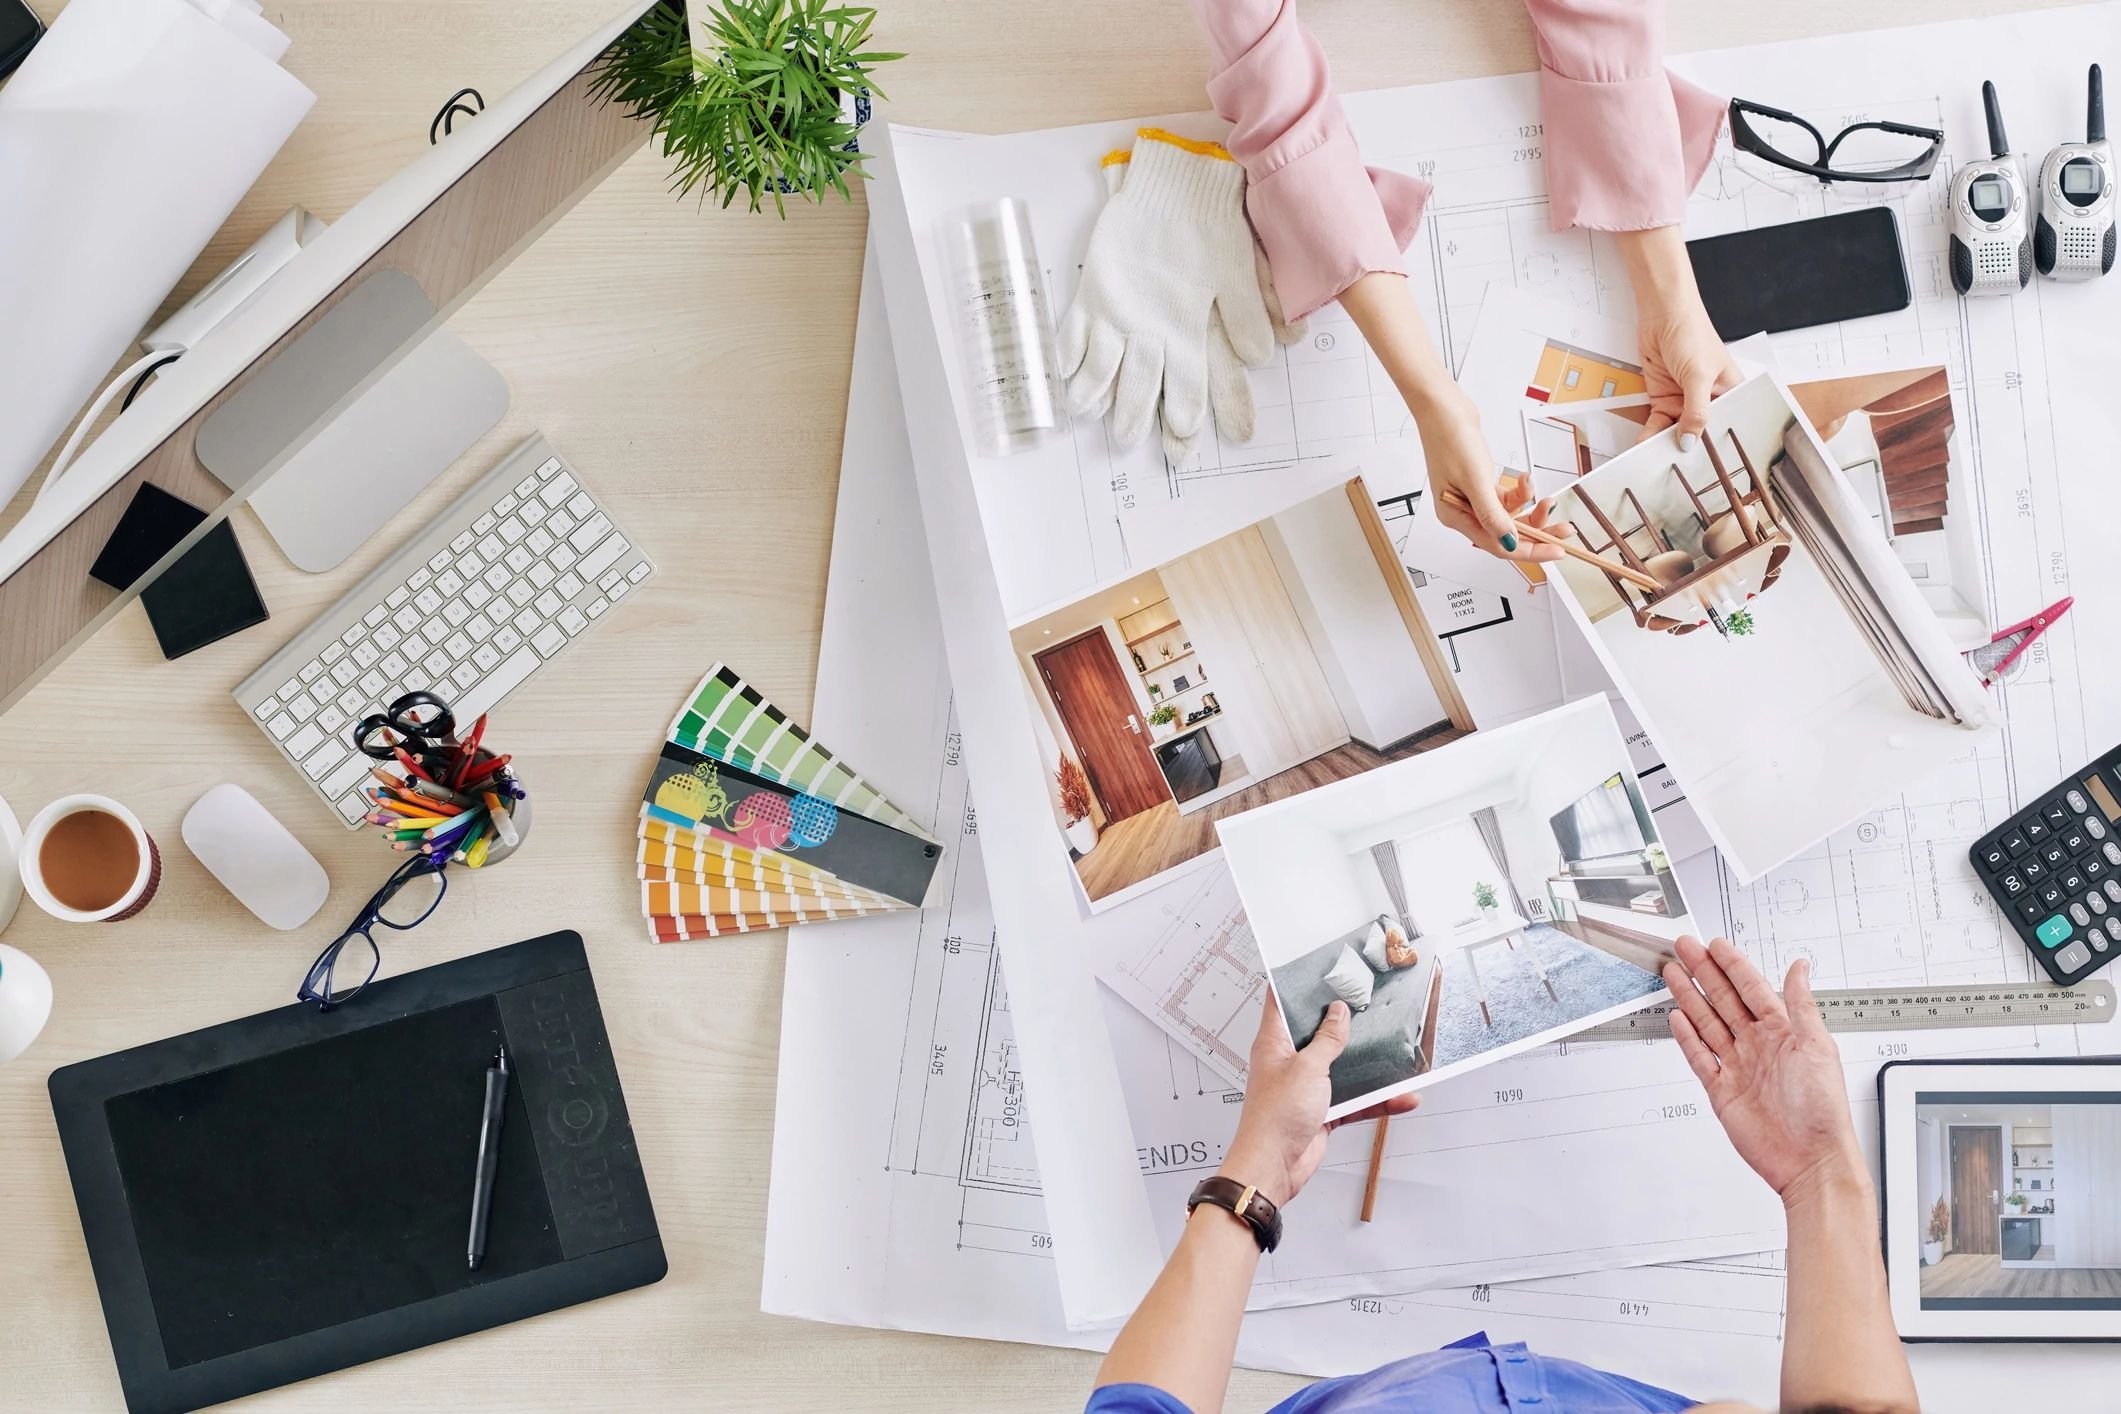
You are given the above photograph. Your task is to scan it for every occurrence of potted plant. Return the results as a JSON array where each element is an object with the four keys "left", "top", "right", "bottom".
[
  {"left": 1473, "top": 881, "right": 1499, "bottom": 919},
  {"left": 2006, "top": 1190, "right": 2028, "bottom": 1211},
  {"left": 1725, "top": 606, "right": 1757, "bottom": 637},
  {"left": 590, "top": 0, "right": 902, "bottom": 215},
  {"left": 1923, "top": 1196, "right": 1949, "bottom": 1266},
  {"left": 1148, "top": 703, "right": 1179, "bottom": 740},
  {"left": 1056, "top": 759, "right": 1096, "bottom": 856}
]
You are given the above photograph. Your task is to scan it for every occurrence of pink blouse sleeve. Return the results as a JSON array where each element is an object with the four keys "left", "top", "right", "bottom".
[
  {"left": 1188, "top": 0, "right": 1430, "bottom": 320},
  {"left": 1524, "top": 0, "right": 1724, "bottom": 231}
]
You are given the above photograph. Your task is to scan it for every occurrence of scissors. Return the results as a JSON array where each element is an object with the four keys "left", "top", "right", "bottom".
[
  {"left": 1968, "top": 596, "right": 2072, "bottom": 686},
  {"left": 352, "top": 691, "right": 460, "bottom": 768}
]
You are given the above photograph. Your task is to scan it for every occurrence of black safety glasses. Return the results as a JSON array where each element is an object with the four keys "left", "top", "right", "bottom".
[{"left": 1729, "top": 99, "right": 1944, "bottom": 183}]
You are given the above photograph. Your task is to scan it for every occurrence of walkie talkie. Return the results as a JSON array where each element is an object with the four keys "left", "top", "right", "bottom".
[
  {"left": 2036, "top": 64, "right": 2116, "bottom": 280},
  {"left": 1950, "top": 81, "right": 2033, "bottom": 296}
]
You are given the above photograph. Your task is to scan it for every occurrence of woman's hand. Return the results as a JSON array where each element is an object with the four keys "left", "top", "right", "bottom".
[
  {"left": 1419, "top": 387, "right": 1566, "bottom": 566},
  {"left": 1221, "top": 1001, "right": 1419, "bottom": 1206},
  {"left": 1661, "top": 936, "right": 1864, "bottom": 1202},
  {"left": 1617, "top": 227, "right": 1739, "bottom": 449}
]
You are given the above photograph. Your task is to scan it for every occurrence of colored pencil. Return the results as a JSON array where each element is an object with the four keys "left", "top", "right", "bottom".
[
  {"left": 422, "top": 806, "right": 488, "bottom": 843},
  {"left": 449, "top": 814, "right": 489, "bottom": 862},
  {"left": 393, "top": 745, "right": 436, "bottom": 783},
  {"left": 459, "top": 753, "right": 511, "bottom": 785},
  {"left": 452, "top": 714, "right": 488, "bottom": 788}
]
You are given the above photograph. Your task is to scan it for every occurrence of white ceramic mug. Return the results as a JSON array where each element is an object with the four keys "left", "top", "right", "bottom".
[
  {"left": 0, "top": 943, "right": 52, "bottom": 1063},
  {"left": 19, "top": 794, "right": 161, "bottom": 923}
]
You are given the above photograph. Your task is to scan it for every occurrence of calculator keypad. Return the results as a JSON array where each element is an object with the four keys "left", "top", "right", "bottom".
[{"left": 1972, "top": 749, "right": 2121, "bottom": 984}]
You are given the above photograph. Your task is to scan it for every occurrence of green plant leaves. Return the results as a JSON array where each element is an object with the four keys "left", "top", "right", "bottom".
[{"left": 589, "top": 0, "right": 901, "bottom": 215}]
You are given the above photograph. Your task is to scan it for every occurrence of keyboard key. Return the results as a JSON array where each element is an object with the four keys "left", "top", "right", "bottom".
[
  {"left": 497, "top": 516, "right": 528, "bottom": 544},
  {"left": 578, "top": 534, "right": 629, "bottom": 582},
  {"left": 495, "top": 493, "right": 520, "bottom": 515},
  {"left": 607, "top": 578, "right": 629, "bottom": 601},
  {"left": 434, "top": 570, "right": 465, "bottom": 597},
  {"left": 2062, "top": 869, "right": 2087, "bottom": 894},
  {"left": 549, "top": 510, "right": 577, "bottom": 538},
  {"left": 331, "top": 659, "right": 359, "bottom": 688},
  {"left": 2044, "top": 801, "right": 2072, "bottom": 830},
  {"left": 479, "top": 535, "right": 507, "bottom": 563},
  {"left": 2069, "top": 788, "right": 2091, "bottom": 814},
  {"left": 586, "top": 596, "right": 608, "bottom": 619},
  {"left": 2097, "top": 928, "right": 2114, "bottom": 954},
  {"left": 472, "top": 512, "right": 497, "bottom": 535},
  {"left": 2109, "top": 916, "right": 2121, "bottom": 944},
  {"left": 451, "top": 530, "right": 476, "bottom": 553},
  {"left": 2088, "top": 854, "right": 2110, "bottom": 882},
  {"left": 452, "top": 646, "right": 542, "bottom": 722},
  {"left": 363, "top": 605, "right": 389, "bottom": 628},
  {"left": 2108, "top": 841, "right": 2121, "bottom": 866},
  {"left": 532, "top": 623, "right": 567, "bottom": 657},
  {"left": 2109, "top": 880, "right": 2121, "bottom": 904},
  {"left": 442, "top": 601, "right": 472, "bottom": 628},
  {"left": 2037, "top": 914, "right": 2074, "bottom": 948},
  {"left": 466, "top": 613, "right": 495, "bottom": 641},
  {"left": 473, "top": 644, "right": 503, "bottom": 672},
  {"left": 2043, "top": 843, "right": 2069, "bottom": 868},
  {"left": 451, "top": 663, "right": 481, "bottom": 691},
  {"left": 512, "top": 608, "right": 542, "bottom": 638},
  {"left": 534, "top": 590, "right": 564, "bottom": 618},
  {"left": 336, "top": 793, "right": 370, "bottom": 824},
  {"left": 401, "top": 630, "right": 429, "bottom": 659},
  {"left": 2064, "top": 829, "right": 2090, "bottom": 856},
  {"left": 387, "top": 587, "right": 411, "bottom": 609},
  {"left": 507, "top": 582, "right": 536, "bottom": 608},
  {"left": 358, "top": 670, "right": 388, "bottom": 697},
  {"left": 2037, "top": 883, "right": 2064, "bottom": 909},
  {"left": 599, "top": 570, "right": 624, "bottom": 594},
  {"left": 2072, "top": 902, "right": 2093, "bottom": 927},
  {"left": 352, "top": 642, "right": 381, "bottom": 670},
  {"left": 2057, "top": 940, "right": 2093, "bottom": 973},
  {"left": 628, "top": 562, "right": 651, "bottom": 583},
  {"left": 556, "top": 572, "right": 584, "bottom": 599},
  {"left": 466, "top": 582, "right": 494, "bottom": 611},
  {"left": 514, "top": 473, "right": 541, "bottom": 498},
  {"left": 458, "top": 545, "right": 483, "bottom": 573},
  {"left": 276, "top": 677, "right": 302, "bottom": 701},
  {"left": 338, "top": 687, "right": 366, "bottom": 717},
  {"left": 445, "top": 632, "right": 473, "bottom": 658},
  {"left": 2026, "top": 819, "right": 2052, "bottom": 845},
  {"left": 518, "top": 495, "right": 552, "bottom": 526},
  {"left": 379, "top": 653, "right": 408, "bottom": 680},
  {"left": 409, "top": 567, "right": 434, "bottom": 591},
  {"left": 284, "top": 690, "right": 319, "bottom": 719},
  {"left": 569, "top": 515, "right": 613, "bottom": 554},
  {"left": 252, "top": 694, "right": 280, "bottom": 719},
  {"left": 286, "top": 724, "right": 326, "bottom": 762},
  {"left": 493, "top": 626, "right": 522, "bottom": 654},
  {"left": 567, "top": 491, "right": 595, "bottom": 517},
  {"left": 427, "top": 549, "right": 452, "bottom": 573},
  {"left": 527, "top": 528, "right": 556, "bottom": 556},
  {"left": 503, "top": 546, "right": 534, "bottom": 575},
  {"left": 2024, "top": 857, "right": 2048, "bottom": 883},
  {"left": 2004, "top": 832, "right": 2032, "bottom": 858},
  {"left": 317, "top": 705, "right": 348, "bottom": 736},
  {"left": 559, "top": 606, "right": 587, "bottom": 635},
  {"left": 413, "top": 588, "right": 443, "bottom": 615},
  {"left": 392, "top": 604, "right": 422, "bottom": 633},
  {"left": 2090, "top": 816, "right": 2110, "bottom": 841},
  {"left": 266, "top": 712, "right": 297, "bottom": 740},
  {"left": 483, "top": 564, "right": 511, "bottom": 593},
  {"left": 2091, "top": 892, "right": 2109, "bottom": 916},
  {"left": 322, "top": 641, "right": 348, "bottom": 666},
  {"left": 540, "top": 471, "right": 578, "bottom": 506},
  {"left": 299, "top": 661, "right": 326, "bottom": 684},
  {"left": 529, "top": 562, "right": 558, "bottom": 590},
  {"left": 423, "top": 649, "right": 452, "bottom": 677},
  {"left": 550, "top": 544, "right": 577, "bottom": 570},
  {"left": 304, "top": 741, "right": 347, "bottom": 781},
  {"left": 2017, "top": 896, "right": 2048, "bottom": 923}
]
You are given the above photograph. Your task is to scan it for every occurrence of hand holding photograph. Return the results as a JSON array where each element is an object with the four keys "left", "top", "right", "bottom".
[
  {"left": 1538, "top": 372, "right": 1993, "bottom": 883},
  {"left": 1215, "top": 696, "right": 1690, "bottom": 1118}
]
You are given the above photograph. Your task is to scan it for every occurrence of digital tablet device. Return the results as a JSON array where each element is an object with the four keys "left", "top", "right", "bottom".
[
  {"left": 1880, "top": 1057, "right": 2121, "bottom": 1342},
  {"left": 49, "top": 931, "right": 664, "bottom": 1413}
]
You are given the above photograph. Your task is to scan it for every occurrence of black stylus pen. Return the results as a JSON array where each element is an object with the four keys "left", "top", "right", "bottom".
[{"left": 467, "top": 1043, "right": 510, "bottom": 1271}]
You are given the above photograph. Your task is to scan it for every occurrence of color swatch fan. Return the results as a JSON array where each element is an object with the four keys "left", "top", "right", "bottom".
[{"left": 638, "top": 665, "right": 942, "bottom": 941}]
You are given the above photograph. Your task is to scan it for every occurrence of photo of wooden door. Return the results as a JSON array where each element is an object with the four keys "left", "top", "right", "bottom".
[
  {"left": 1949, "top": 1126, "right": 2002, "bottom": 1254},
  {"left": 1035, "top": 629, "right": 1169, "bottom": 823},
  {"left": 1159, "top": 525, "right": 1346, "bottom": 777}
]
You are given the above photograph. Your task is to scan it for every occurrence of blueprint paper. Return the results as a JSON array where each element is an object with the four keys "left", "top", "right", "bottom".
[
  {"left": 765, "top": 235, "right": 2121, "bottom": 1409},
  {"left": 0, "top": 0, "right": 314, "bottom": 507},
  {"left": 865, "top": 0, "right": 2121, "bottom": 1341}
]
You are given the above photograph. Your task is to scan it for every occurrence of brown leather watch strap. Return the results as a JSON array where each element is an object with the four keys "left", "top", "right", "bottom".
[{"left": 1186, "top": 1175, "right": 1283, "bottom": 1252}]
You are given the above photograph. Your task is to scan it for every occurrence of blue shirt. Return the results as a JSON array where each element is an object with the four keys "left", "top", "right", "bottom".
[{"left": 1086, "top": 1332, "right": 1696, "bottom": 1414}]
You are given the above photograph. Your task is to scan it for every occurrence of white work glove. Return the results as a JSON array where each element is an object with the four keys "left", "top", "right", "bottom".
[{"left": 1063, "top": 129, "right": 1300, "bottom": 467}]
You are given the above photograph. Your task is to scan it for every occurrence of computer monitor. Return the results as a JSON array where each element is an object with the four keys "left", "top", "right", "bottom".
[{"left": 0, "top": 0, "right": 658, "bottom": 713}]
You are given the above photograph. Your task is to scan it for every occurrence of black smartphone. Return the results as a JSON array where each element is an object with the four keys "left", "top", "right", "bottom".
[
  {"left": 1685, "top": 207, "right": 1911, "bottom": 340},
  {"left": 0, "top": 0, "right": 41, "bottom": 80}
]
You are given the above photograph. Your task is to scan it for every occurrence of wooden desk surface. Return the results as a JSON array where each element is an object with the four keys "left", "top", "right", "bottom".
[{"left": 0, "top": 1, "right": 2053, "bottom": 1408}]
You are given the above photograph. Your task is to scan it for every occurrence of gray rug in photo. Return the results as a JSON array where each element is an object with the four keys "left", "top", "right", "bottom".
[{"left": 1429, "top": 923, "right": 1663, "bottom": 1070}]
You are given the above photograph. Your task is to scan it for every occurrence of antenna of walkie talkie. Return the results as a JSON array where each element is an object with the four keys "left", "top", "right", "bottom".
[
  {"left": 1984, "top": 80, "right": 2011, "bottom": 158},
  {"left": 2089, "top": 64, "right": 2106, "bottom": 144}
]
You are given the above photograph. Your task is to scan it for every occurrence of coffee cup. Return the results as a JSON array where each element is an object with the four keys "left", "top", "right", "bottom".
[{"left": 20, "top": 794, "right": 162, "bottom": 923}]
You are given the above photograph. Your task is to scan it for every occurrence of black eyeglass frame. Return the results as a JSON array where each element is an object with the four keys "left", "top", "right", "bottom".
[
  {"left": 1729, "top": 98, "right": 1944, "bottom": 184},
  {"left": 298, "top": 853, "right": 450, "bottom": 1010}
]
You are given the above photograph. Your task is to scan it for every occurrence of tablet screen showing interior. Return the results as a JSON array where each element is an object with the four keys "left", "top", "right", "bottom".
[
  {"left": 103, "top": 997, "right": 557, "bottom": 1369},
  {"left": 1882, "top": 1060, "right": 2121, "bottom": 1341}
]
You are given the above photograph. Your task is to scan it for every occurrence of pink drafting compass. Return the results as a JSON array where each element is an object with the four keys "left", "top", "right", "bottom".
[{"left": 1968, "top": 596, "right": 2072, "bottom": 686}]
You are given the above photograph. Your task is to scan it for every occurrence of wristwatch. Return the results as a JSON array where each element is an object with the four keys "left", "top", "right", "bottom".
[{"left": 1187, "top": 1175, "right": 1283, "bottom": 1253}]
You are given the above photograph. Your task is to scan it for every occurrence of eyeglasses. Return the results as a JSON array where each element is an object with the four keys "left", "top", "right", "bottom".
[
  {"left": 1729, "top": 99, "right": 1944, "bottom": 183},
  {"left": 299, "top": 853, "right": 449, "bottom": 1010}
]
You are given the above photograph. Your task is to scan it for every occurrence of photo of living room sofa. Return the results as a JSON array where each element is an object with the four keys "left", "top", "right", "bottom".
[{"left": 1216, "top": 696, "right": 1690, "bottom": 1116}]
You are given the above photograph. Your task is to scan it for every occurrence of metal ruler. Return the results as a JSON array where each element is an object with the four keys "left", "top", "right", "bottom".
[{"left": 1575, "top": 980, "right": 2115, "bottom": 1043}]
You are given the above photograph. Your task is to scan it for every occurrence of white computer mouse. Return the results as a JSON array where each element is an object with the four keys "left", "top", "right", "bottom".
[{"left": 181, "top": 784, "right": 330, "bottom": 930}]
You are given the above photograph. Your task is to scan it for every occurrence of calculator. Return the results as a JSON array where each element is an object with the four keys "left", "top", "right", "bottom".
[{"left": 1970, "top": 744, "right": 2121, "bottom": 983}]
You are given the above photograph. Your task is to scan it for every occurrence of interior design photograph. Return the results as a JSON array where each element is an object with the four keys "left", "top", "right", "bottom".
[
  {"left": 1916, "top": 1100, "right": 2121, "bottom": 1304},
  {"left": 1216, "top": 697, "right": 1690, "bottom": 1115},
  {"left": 1542, "top": 373, "right": 1990, "bottom": 882},
  {"left": 1010, "top": 477, "right": 1469, "bottom": 907}
]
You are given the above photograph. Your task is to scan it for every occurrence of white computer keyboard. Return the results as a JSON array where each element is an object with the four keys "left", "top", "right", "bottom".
[{"left": 234, "top": 434, "right": 654, "bottom": 824}]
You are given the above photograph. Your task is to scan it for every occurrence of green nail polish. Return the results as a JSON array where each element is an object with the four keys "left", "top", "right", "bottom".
[{"left": 1500, "top": 533, "right": 1518, "bottom": 552}]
